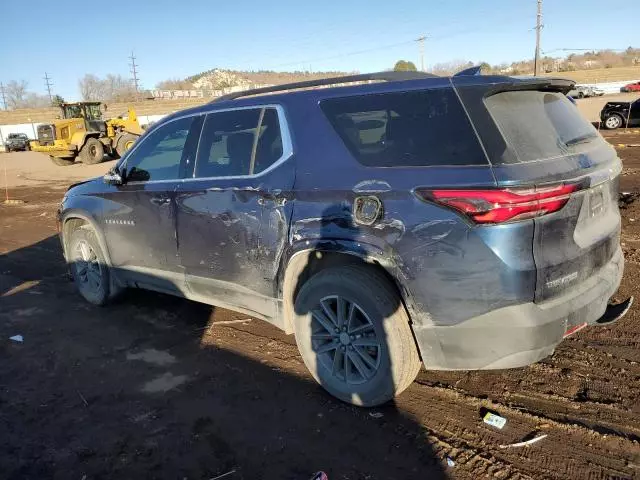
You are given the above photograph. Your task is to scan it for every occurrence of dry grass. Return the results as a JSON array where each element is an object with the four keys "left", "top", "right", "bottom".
[{"left": 542, "top": 66, "right": 640, "bottom": 83}]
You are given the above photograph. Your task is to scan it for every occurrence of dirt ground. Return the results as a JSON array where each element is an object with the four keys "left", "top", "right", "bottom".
[{"left": 1, "top": 138, "right": 640, "bottom": 480}]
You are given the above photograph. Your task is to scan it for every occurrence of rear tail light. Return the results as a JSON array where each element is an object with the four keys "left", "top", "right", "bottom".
[{"left": 416, "top": 183, "right": 580, "bottom": 224}]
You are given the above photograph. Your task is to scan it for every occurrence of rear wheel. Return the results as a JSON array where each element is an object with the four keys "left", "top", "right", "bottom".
[
  {"left": 79, "top": 138, "right": 104, "bottom": 165},
  {"left": 293, "top": 265, "right": 421, "bottom": 406},
  {"left": 50, "top": 156, "right": 74, "bottom": 166},
  {"left": 604, "top": 114, "right": 624, "bottom": 130},
  {"left": 67, "top": 227, "right": 110, "bottom": 305},
  {"left": 116, "top": 133, "right": 138, "bottom": 157}
]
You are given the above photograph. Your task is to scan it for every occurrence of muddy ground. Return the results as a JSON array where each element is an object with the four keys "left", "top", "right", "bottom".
[{"left": 1, "top": 135, "right": 640, "bottom": 479}]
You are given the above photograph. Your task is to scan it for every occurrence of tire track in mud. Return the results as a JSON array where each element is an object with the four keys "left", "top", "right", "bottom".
[
  {"left": 202, "top": 325, "right": 640, "bottom": 479},
  {"left": 401, "top": 383, "right": 639, "bottom": 479}
]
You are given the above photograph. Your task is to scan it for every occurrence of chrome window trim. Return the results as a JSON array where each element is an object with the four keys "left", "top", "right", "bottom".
[
  {"left": 121, "top": 111, "right": 205, "bottom": 184},
  {"left": 188, "top": 104, "right": 293, "bottom": 182},
  {"left": 121, "top": 104, "right": 293, "bottom": 185}
]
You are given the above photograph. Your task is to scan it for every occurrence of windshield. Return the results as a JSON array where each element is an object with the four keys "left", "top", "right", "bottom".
[{"left": 86, "top": 104, "right": 102, "bottom": 120}]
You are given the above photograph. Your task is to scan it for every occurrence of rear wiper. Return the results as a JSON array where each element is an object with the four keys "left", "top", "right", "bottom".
[{"left": 564, "top": 133, "right": 598, "bottom": 147}]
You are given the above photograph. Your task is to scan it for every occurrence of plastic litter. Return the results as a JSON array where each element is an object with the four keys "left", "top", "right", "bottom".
[
  {"left": 483, "top": 412, "right": 507, "bottom": 429},
  {"left": 310, "top": 472, "right": 328, "bottom": 480},
  {"left": 446, "top": 457, "right": 456, "bottom": 467},
  {"left": 9, "top": 335, "right": 23, "bottom": 343},
  {"left": 368, "top": 412, "right": 384, "bottom": 419},
  {"left": 499, "top": 434, "right": 548, "bottom": 449}
]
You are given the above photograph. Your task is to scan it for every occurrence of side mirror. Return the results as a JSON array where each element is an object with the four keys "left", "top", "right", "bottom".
[{"left": 103, "top": 169, "right": 123, "bottom": 185}]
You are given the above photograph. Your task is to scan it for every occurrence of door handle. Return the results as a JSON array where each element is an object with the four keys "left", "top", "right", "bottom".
[{"left": 150, "top": 196, "right": 171, "bottom": 206}]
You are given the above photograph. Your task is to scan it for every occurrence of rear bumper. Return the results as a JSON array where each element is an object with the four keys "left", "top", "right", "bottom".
[{"left": 413, "top": 247, "right": 625, "bottom": 370}]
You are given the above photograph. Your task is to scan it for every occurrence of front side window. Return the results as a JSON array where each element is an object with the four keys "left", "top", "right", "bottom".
[
  {"left": 125, "top": 116, "right": 196, "bottom": 182},
  {"left": 194, "top": 107, "right": 284, "bottom": 178}
]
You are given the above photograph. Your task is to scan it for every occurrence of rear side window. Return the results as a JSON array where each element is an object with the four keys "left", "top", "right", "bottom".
[
  {"left": 195, "top": 107, "right": 284, "bottom": 178},
  {"left": 320, "top": 88, "right": 487, "bottom": 167},
  {"left": 484, "top": 91, "right": 601, "bottom": 163}
]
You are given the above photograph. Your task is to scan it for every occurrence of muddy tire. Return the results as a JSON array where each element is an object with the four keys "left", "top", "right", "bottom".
[
  {"left": 79, "top": 137, "right": 104, "bottom": 165},
  {"left": 67, "top": 227, "right": 110, "bottom": 306},
  {"left": 604, "top": 114, "right": 624, "bottom": 130},
  {"left": 50, "top": 156, "right": 75, "bottom": 166},
  {"left": 293, "top": 265, "right": 421, "bottom": 406},
  {"left": 116, "top": 133, "right": 138, "bottom": 157}
]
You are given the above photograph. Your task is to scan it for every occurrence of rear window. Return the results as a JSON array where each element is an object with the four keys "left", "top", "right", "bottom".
[
  {"left": 320, "top": 88, "right": 487, "bottom": 167},
  {"left": 484, "top": 91, "right": 601, "bottom": 164}
]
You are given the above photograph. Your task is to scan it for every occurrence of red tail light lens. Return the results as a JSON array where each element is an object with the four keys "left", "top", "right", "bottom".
[{"left": 417, "top": 184, "right": 580, "bottom": 224}]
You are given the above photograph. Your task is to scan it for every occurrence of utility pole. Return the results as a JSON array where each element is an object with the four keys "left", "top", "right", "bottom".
[
  {"left": 533, "top": 0, "right": 543, "bottom": 76},
  {"left": 44, "top": 72, "right": 53, "bottom": 103},
  {"left": 0, "top": 82, "right": 6, "bottom": 110},
  {"left": 416, "top": 36, "right": 426, "bottom": 72},
  {"left": 129, "top": 51, "right": 140, "bottom": 101}
]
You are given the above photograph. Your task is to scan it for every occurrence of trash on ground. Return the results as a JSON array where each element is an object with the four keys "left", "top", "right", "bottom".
[
  {"left": 368, "top": 411, "right": 384, "bottom": 419},
  {"left": 211, "top": 319, "right": 253, "bottom": 326},
  {"left": 9, "top": 334, "right": 23, "bottom": 343},
  {"left": 310, "top": 472, "right": 328, "bottom": 480},
  {"left": 209, "top": 470, "right": 236, "bottom": 480},
  {"left": 499, "top": 434, "right": 548, "bottom": 449},
  {"left": 483, "top": 411, "right": 507, "bottom": 429},
  {"left": 446, "top": 457, "right": 456, "bottom": 467}
]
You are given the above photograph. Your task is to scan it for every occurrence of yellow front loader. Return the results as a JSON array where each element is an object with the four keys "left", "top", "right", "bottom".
[{"left": 30, "top": 102, "right": 143, "bottom": 166}]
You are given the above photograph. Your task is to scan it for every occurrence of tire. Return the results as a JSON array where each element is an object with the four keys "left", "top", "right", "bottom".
[
  {"left": 604, "top": 114, "right": 624, "bottom": 130},
  {"left": 50, "top": 156, "right": 75, "bottom": 166},
  {"left": 578, "top": 92, "right": 584, "bottom": 98},
  {"left": 293, "top": 265, "right": 421, "bottom": 406},
  {"left": 67, "top": 227, "right": 110, "bottom": 305},
  {"left": 115, "top": 133, "right": 138, "bottom": 157},
  {"left": 79, "top": 137, "right": 105, "bottom": 165}
]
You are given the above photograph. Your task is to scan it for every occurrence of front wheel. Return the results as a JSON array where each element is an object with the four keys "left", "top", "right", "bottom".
[
  {"left": 67, "top": 227, "right": 111, "bottom": 305},
  {"left": 50, "top": 156, "right": 74, "bottom": 166},
  {"left": 293, "top": 265, "right": 421, "bottom": 406},
  {"left": 604, "top": 114, "right": 624, "bottom": 130},
  {"left": 79, "top": 137, "right": 105, "bottom": 165}
]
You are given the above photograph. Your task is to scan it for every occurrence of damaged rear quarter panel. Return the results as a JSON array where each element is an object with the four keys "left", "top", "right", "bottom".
[{"left": 283, "top": 97, "right": 535, "bottom": 328}]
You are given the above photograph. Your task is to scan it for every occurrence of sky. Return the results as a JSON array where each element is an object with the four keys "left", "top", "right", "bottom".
[{"left": 0, "top": 0, "right": 638, "bottom": 101}]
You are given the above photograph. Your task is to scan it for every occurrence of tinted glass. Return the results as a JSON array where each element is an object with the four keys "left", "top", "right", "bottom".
[
  {"left": 125, "top": 116, "right": 195, "bottom": 182},
  {"left": 254, "top": 108, "right": 284, "bottom": 174},
  {"left": 321, "top": 88, "right": 487, "bottom": 167},
  {"left": 484, "top": 91, "right": 602, "bottom": 163},
  {"left": 195, "top": 108, "right": 284, "bottom": 178}
]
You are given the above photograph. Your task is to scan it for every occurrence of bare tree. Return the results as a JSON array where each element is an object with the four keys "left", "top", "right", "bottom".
[
  {"left": 79, "top": 73, "right": 137, "bottom": 101},
  {"left": 5, "top": 80, "right": 28, "bottom": 109},
  {"left": 156, "top": 78, "right": 195, "bottom": 90},
  {"left": 79, "top": 74, "right": 104, "bottom": 101}
]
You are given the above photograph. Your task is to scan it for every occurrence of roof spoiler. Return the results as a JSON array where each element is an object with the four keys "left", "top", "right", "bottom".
[
  {"left": 454, "top": 66, "right": 483, "bottom": 77},
  {"left": 211, "top": 71, "right": 438, "bottom": 102}
]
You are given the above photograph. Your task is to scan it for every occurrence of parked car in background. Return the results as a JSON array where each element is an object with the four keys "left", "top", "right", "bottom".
[
  {"left": 57, "top": 72, "right": 630, "bottom": 406},
  {"left": 567, "top": 85, "right": 591, "bottom": 98},
  {"left": 621, "top": 81, "right": 640, "bottom": 93},
  {"left": 4, "top": 133, "right": 31, "bottom": 152},
  {"left": 590, "top": 86, "right": 605, "bottom": 96},
  {"left": 600, "top": 98, "right": 640, "bottom": 129}
]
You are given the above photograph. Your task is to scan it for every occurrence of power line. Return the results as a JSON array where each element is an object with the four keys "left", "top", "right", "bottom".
[
  {"left": 0, "top": 82, "right": 6, "bottom": 110},
  {"left": 129, "top": 51, "right": 140, "bottom": 101},
  {"left": 533, "top": 0, "right": 543, "bottom": 76},
  {"left": 44, "top": 72, "right": 53, "bottom": 103}
]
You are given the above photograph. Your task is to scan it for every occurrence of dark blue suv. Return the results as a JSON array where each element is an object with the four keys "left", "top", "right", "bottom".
[{"left": 59, "top": 72, "right": 631, "bottom": 406}]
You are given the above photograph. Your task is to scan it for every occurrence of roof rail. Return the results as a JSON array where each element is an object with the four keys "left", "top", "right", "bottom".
[{"left": 211, "top": 70, "right": 438, "bottom": 102}]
